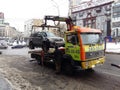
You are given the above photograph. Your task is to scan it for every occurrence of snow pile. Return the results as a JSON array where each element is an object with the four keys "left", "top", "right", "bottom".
[
  {"left": 12, "top": 40, "right": 27, "bottom": 47},
  {"left": 106, "top": 42, "right": 120, "bottom": 53}
]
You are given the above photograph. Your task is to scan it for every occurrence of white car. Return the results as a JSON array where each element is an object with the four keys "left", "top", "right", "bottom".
[{"left": 0, "top": 40, "right": 8, "bottom": 49}]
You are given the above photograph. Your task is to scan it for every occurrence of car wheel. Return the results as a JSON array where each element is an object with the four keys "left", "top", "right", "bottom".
[
  {"left": 29, "top": 42, "right": 35, "bottom": 49},
  {"left": 42, "top": 41, "right": 49, "bottom": 52},
  {"left": 42, "top": 43, "right": 47, "bottom": 52}
]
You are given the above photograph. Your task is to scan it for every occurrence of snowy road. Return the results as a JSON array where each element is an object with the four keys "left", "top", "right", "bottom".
[{"left": 0, "top": 47, "right": 120, "bottom": 90}]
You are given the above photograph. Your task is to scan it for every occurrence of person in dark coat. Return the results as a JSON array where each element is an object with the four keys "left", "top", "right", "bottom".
[{"left": 54, "top": 45, "right": 63, "bottom": 74}]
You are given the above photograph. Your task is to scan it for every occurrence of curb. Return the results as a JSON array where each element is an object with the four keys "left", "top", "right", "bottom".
[{"left": 105, "top": 52, "right": 120, "bottom": 55}]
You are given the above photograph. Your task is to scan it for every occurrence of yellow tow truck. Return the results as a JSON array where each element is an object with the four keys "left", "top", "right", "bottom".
[{"left": 29, "top": 15, "right": 105, "bottom": 74}]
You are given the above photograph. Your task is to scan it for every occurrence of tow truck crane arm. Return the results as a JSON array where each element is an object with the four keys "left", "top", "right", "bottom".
[
  {"left": 44, "top": 15, "right": 74, "bottom": 31},
  {"left": 32, "top": 15, "right": 74, "bottom": 31}
]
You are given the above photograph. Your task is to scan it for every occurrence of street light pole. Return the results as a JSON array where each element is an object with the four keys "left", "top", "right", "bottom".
[{"left": 51, "top": 0, "right": 60, "bottom": 16}]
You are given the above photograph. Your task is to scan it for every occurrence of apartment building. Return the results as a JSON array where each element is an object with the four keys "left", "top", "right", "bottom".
[
  {"left": 24, "top": 19, "right": 44, "bottom": 37},
  {"left": 69, "top": 0, "right": 115, "bottom": 37}
]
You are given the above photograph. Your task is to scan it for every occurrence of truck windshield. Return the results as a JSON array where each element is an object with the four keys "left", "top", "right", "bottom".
[{"left": 80, "top": 33, "right": 102, "bottom": 45}]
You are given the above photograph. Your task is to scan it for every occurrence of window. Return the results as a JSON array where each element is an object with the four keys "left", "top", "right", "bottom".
[
  {"left": 80, "top": 33, "right": 102, "bottom": 44},
  {"left": 41, "top": 32, "right": 47, "bottom": 37},
  {"left": 37, "top": 33, "right": 41, "bottom": 37},
  {"left": 66, "top": 34, "right": 78, "bottom": 45},
  {"left": 46, "top": 32, "right": 56, "bottom": 37}
]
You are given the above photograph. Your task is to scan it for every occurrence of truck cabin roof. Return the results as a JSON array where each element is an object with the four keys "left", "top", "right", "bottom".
[{"left": 67, "top": 26, "right": 102, "bottom": 34}]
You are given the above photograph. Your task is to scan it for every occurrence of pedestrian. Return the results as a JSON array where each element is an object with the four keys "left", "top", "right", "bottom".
[{"left": 54, "top": 45, "right": 63, "bottom": 74}]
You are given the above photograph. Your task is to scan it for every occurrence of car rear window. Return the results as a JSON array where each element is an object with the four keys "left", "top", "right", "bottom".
[{"left": 46, "top": 32, "right": 56, "bottom": 37}]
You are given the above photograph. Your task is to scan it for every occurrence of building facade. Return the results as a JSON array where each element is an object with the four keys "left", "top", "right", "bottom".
[
  {"left": 24, "top": 19, "right": 44, "bottom": 37},
  {"left": 0, "top": 12, "right": 5, "bottom": 37},
  {"left": 111, "top": 0, "right": 120, "bottom": 38},
  {"left": 24, "top": 19, "right": 67, "bottom": 38},
  {"left": 0, "top": 12, "right": 22, "bottom": 40},
  {"left": 69, "top": 0, "right": 115, "bottom": 37}
]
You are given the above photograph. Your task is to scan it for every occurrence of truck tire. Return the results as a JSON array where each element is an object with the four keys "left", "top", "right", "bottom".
[
  {"left": 29, "top": 42, "right": 35, "bottom": 49},
  {"left": 85, "top": 68, "right": 94, "bottom": 72},
  {"left": 62, "top": 61, "right": 74, "bottom": 75}
]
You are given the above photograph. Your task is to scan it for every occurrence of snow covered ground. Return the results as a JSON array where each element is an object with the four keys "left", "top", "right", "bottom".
[{"left": 106, "top": 42, "right": 120, "bottom": 53}]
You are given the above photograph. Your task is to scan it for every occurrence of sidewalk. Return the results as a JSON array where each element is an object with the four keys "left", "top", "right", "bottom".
[{"left": 105, "top": 42, "right": 120, "bottom": 54}]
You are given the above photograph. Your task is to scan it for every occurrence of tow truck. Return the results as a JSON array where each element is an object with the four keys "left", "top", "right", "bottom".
[{"left": 28, "top": 15, "right": 105, "bottom": 74}]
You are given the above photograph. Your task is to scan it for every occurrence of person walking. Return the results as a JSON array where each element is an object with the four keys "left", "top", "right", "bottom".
[{"left": 54, "top": 45, "right": 63, "bottom": 74}]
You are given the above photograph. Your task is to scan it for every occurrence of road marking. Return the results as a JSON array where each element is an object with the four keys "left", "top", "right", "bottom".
[{"left": 101, "top": 71, "right": 120, "bottom": 77}]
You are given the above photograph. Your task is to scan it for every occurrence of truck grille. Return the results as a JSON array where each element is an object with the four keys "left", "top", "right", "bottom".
[{"left": 85, "top": 50, "right": 104, "bottom": 59}]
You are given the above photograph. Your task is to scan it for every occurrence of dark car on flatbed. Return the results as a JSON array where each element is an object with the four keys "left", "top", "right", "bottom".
[{"left": 29, "top": 31, "right": 65, "bottom": 50}]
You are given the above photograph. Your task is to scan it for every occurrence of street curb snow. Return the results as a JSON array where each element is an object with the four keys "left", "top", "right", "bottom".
[{"left": 105, "top": 52, "right": 120, "bottom": 55}]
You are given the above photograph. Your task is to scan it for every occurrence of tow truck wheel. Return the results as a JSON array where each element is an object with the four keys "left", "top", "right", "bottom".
[
  {"left": 86, "top": 68, "right": 94, "bottom": 72},
  {"left": 62, "top": 61, "right": 73, "bottom": 75}
]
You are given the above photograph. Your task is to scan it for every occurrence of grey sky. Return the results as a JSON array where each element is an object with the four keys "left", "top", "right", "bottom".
[
  {"left": 0, "top": 0, "right": 87, "bottom": 32},
  {"left": 0, "top": 0, "right": 69, "bottom": 32}
]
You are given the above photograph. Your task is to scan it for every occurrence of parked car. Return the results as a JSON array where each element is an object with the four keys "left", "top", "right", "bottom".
[
  {"left": 0, "top": 45, "right": 8, "bottom": 49},
  {"left": 0, "top": 40, "right": 8, "bottom": 49},
  {"left": 29, "top": 31, "right": 65, "bottom": 50},
  {"left": 11, "top": 40, "right": 27, "bottom": 49},
  {"left": 7, "top": 42, "right": 13, "bottom": 46},
  {"left": 11, "top": 45, "right": 24, "bottom": 49}
]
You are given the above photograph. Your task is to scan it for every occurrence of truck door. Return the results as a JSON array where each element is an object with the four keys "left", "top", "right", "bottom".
[{"left": 65, "top": 33, "right": 80, "bottom": 61}]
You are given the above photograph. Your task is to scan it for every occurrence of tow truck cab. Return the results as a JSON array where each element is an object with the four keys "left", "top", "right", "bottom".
[{"left": 64, "top": 26, "right": 105, "bottom": 70}]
